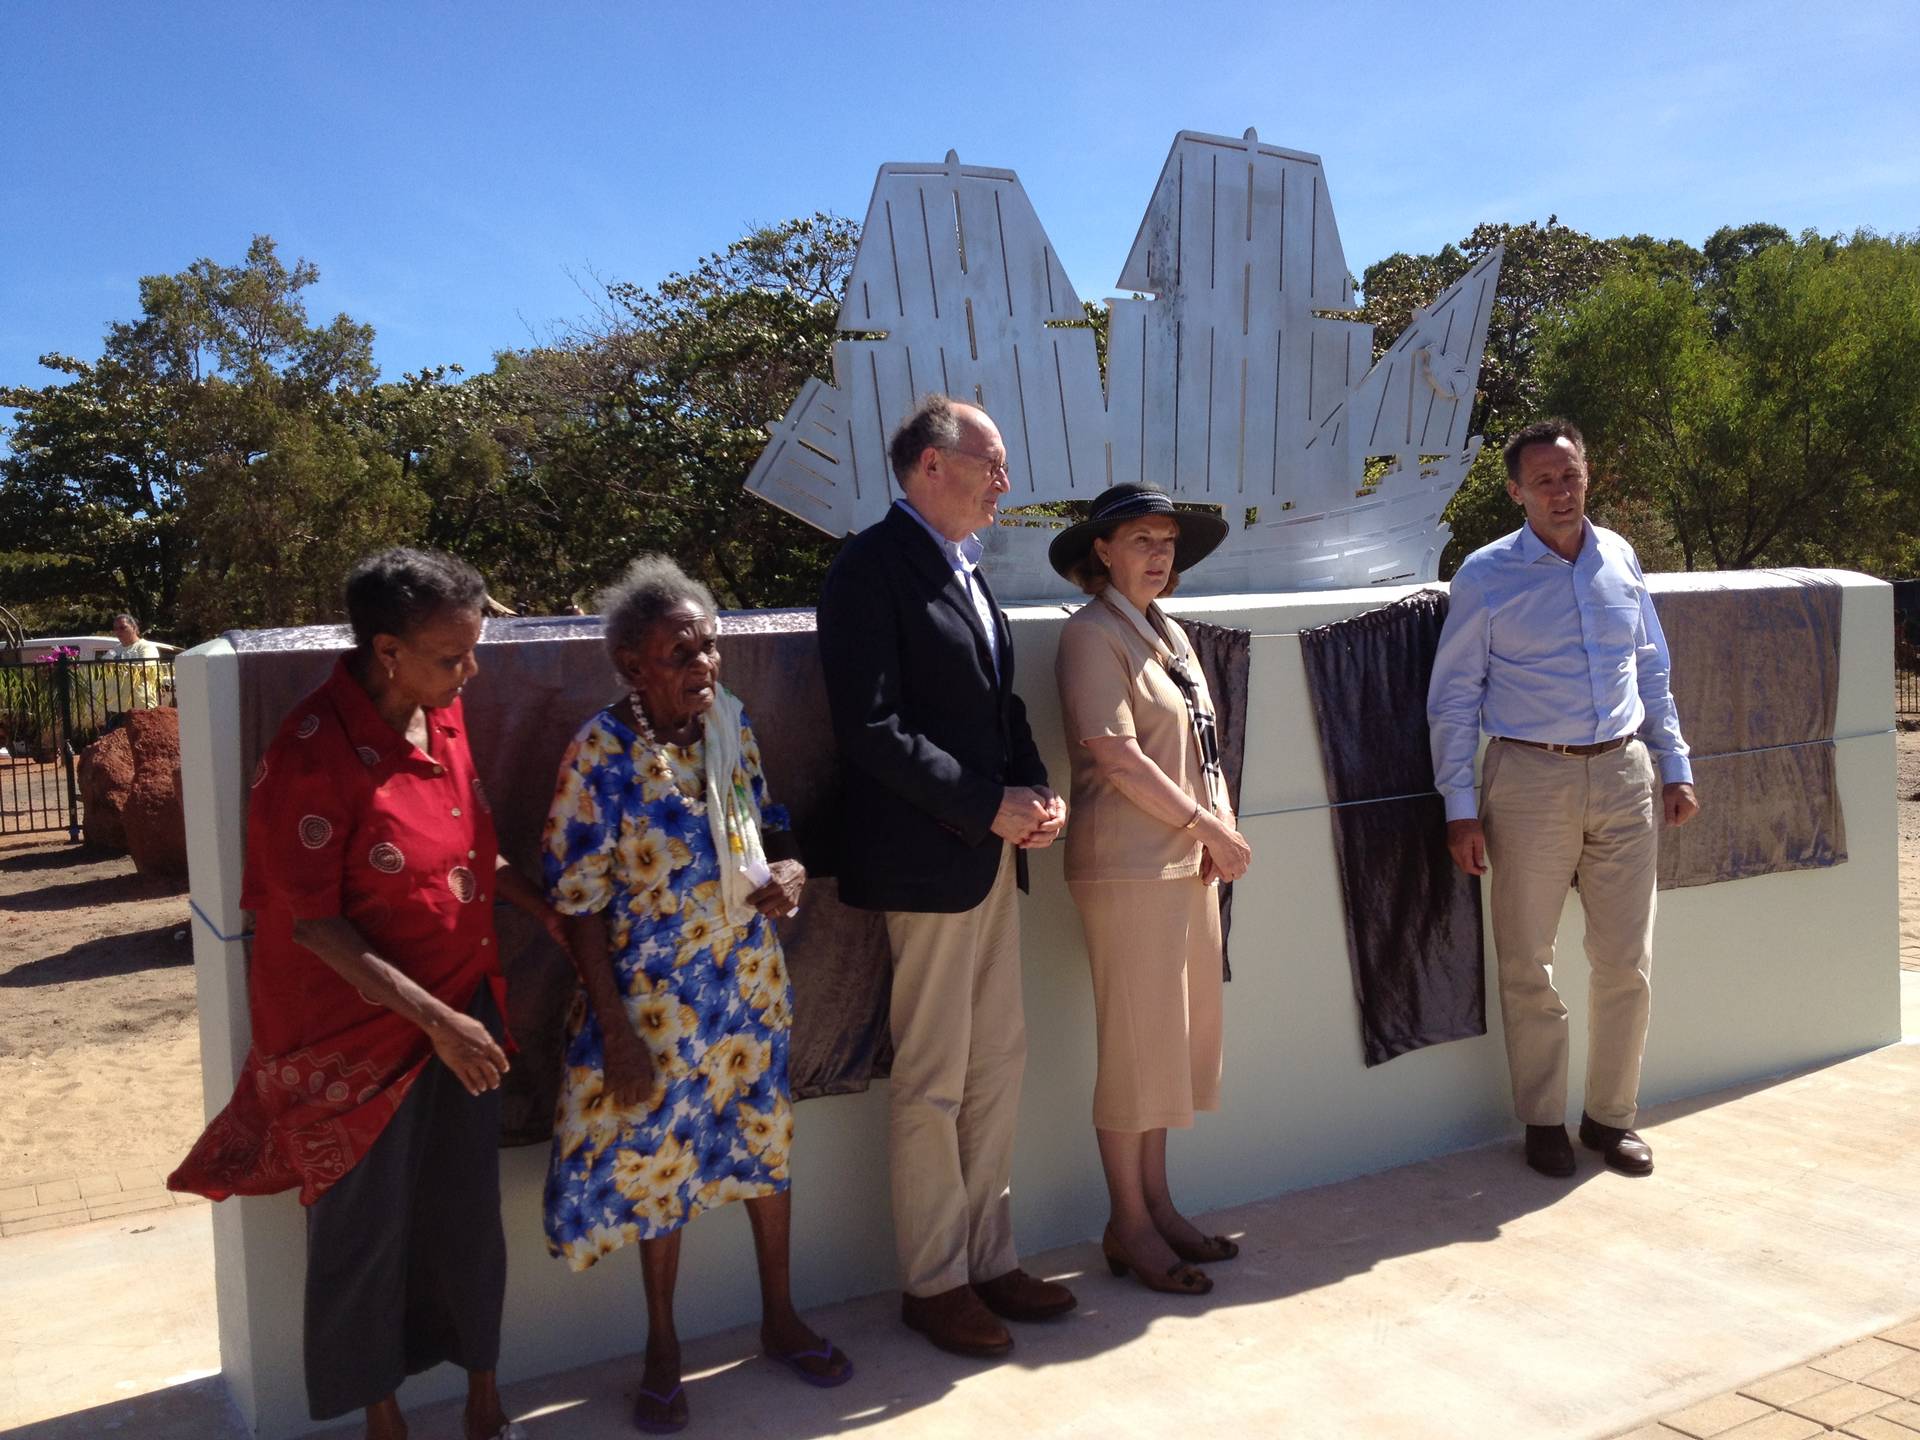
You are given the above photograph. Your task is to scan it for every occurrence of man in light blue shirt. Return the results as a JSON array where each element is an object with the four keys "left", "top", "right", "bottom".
[{"left": 1427, "top": 418, "right": 1699, "bottom": 1181}]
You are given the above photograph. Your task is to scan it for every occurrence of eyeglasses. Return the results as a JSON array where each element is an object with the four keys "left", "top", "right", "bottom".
[{"left": 939, "top": 446, "right": 1010, "bottom": 480}]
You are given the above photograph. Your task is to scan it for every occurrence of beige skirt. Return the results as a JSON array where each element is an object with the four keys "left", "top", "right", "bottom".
[{"left": 1068, "top": 875, "right": 1224, "bottom": 1132}]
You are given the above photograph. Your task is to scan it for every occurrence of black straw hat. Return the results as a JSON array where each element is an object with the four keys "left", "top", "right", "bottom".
[{"left": 1047, "top": 482, "right": 1230, "bottom": 581}]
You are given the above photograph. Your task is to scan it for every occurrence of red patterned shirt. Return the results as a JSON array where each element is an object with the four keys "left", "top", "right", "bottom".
[{"left": 170, "top": 659, "right": 509, "bottom": 1204}]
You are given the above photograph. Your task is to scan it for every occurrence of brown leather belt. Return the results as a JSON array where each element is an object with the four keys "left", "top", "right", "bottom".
[{"left": 1495, "top": 736, "right": 1632, "bottom": 757}]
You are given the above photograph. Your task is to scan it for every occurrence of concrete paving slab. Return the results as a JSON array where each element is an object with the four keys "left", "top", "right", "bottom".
[
  {"left": 1862, "top": 1351, "right": 1920, "bottom": 1398},
  {"left": 1718, "top": 1413, "right": 1826, "bottom": 1440},
  {"left": 1838, "top": 1413, "right": 1920, "bottom": 1440},
  {"left": 1716, "top": 1413, "right": 1825, "bottom": 1440},
  {"left": 1662, "top": 1390, "right": 1773, "bottom": 1436},
  {"left": 1817, "top": 1340, "right": 1920, "bottom": 1381},
  {"left": 1738, "top": 1366, "right": 1847, "bottom": 1407},
  {"left": 1786, "top": 1382, "right": 1907, "bottom": 1427}
]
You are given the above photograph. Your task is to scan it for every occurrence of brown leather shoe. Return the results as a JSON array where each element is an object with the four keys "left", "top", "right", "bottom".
[
  {"left": 900, "top": 1284, "right": 1013, "bottom": 1358},
  {"left": 1524, "top": 1123, "right": 1577, "bottom": 1178},
  {"left": 974, "top": 1267, "right": 1078, "bottom": 1322},
  {"left": 1579, "top": 1112, "right": 1654, "bottom": 1175}
]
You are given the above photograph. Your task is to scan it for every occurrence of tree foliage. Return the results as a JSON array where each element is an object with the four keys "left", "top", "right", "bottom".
[
  {"left": 6, "top": 212, "right": 1917, "bottom": 643},
  {"left": 0, "top": 235, "right": 414, "bottom": 636},
  {"left": 1540, "top": 229, "right": 1920, "bottom": 571}
]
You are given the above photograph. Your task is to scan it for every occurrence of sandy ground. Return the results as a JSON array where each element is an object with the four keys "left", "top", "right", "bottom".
[
  {"left": 1, "top": 730, "right": 1916, "bottom": 1187},
  {"left": 0, "top": 833, "right": 202, "bottom": 1178}
]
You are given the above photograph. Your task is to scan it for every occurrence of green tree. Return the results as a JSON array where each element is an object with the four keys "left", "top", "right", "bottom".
[
  {"left": 1, "top": 235, "right": 411, "bottom": 640},
  {"left": 495, "top": 213, "right": 861, "bottom": 610},
  {"left": 178, "top": 401, "right": 428, "bottom": 632},
  {"left": 1540, "top": 230, "right": 1920, "bottom": 572}
]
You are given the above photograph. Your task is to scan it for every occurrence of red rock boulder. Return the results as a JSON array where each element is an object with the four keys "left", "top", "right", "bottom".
[
  {"left": 77, "top": 727, "right": 135, "bottom": 852},
  {"left": 123, "top": 708, "right": 188, "bottom": 878}
]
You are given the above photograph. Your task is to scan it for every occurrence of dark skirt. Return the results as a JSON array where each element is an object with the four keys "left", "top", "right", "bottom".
[{"left": 303, "top": 984, "right": 507, "bottom": 1421}]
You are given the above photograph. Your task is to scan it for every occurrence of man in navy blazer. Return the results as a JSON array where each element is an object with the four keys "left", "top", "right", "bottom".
[{"left": 818, "top": 394, "right": 1075, "bottom": 1359}]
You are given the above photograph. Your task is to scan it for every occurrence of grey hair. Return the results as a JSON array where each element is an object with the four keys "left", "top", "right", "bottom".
[
  {"left": 112, "top": 613, "right": 138, "bottom": 630},
  {"left": 598, "top": 555, "right": 718, "bottom": 663},
  {"left": 888, "top": 394, "right": 971, "bottom": 485}
]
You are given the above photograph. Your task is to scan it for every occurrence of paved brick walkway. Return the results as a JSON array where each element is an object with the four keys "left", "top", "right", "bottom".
[
  {"left": 1616, "top": 1322, "right": 1920, "bottom": 1440},
  {"left": 0, "top": 1164, "right": 205, "bottom": 1237}
]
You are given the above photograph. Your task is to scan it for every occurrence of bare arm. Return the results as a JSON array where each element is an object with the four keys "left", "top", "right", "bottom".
[
  {"left": 290, "top": 916, "right": 507, "bottom": 1095},
  {"left": 493, "top": 854, "right": 566, "bottom": 948},
  {"left": 1082, "top": 735, "right": 1251, "bottom": 881},
  {"left": 563, "top": 911, "right": 654, "bottom": 1107}
]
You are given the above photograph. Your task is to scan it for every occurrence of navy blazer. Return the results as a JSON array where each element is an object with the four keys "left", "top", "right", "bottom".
[{"left": 817, "top": 504, "right": 1049, "bottom": 913}]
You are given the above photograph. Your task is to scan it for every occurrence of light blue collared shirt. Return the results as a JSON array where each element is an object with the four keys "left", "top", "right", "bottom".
[
  {"left": 894, "top": 498, "right": 1001, "bottom": 678},
  {"left": 1426, "top": 520, "right": 1692, "bottom": 822}
]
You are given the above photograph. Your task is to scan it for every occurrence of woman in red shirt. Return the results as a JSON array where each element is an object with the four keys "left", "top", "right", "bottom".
[{"left": 170, "top": 549, "right": 555, "bottom": 1440}]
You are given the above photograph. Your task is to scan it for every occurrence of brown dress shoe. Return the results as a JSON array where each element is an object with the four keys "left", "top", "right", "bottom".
[
  {"left": 1524, "top": 1123, "right": 1577, "bottom": 1178},
  {"left": 901, "top": 1283, "right": 1013, "bottom": 1358},
  {"left": 1579, "top": 1112, "right": 1654, "bottom": 1175},
  {"left": 974, "top": 1267, "right": 1078, "bottom": 1322}
]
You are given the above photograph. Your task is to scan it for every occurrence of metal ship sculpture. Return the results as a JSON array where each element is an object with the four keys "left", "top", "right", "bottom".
[{"left": 744, "top": 128, "right": 1503, "bottom": 600}]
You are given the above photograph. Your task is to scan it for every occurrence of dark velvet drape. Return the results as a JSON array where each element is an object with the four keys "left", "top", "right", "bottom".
[
  {"left": 1185, "top": 618, "right": 1252, "bottom": 979},
  {"left": 228, "top": 614, "right": 893, "bottom": 1146},
  {"left": 1298, "top": 592, "right": 1487, "bottom": 1067},
  {"left": 1649, "top": 576, "right": 1847, "bottom": 889},
  {"left": 228, "top": 608, "right": 1250, "bottom": 1142}
]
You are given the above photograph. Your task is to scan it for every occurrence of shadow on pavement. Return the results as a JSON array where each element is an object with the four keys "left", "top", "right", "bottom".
[{"left": 1, "top": 1374, "right": 245, "bottom": 1440}]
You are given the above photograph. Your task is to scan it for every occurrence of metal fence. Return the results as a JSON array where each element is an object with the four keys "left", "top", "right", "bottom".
[
  {"left": 1898, "top": 580, "right": 1920, "bottom": 716},
  {"left": 0, "top": 655, "right": 176, "bottom": 837}
]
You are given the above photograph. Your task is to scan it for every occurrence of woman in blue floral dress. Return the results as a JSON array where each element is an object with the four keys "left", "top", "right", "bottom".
[{"left": 543, "top": 556, "right": 852, "bottom": 1433}]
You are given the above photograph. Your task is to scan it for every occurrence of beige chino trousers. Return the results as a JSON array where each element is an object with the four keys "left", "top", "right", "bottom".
[
  {"left": 1480, "top": 737, "right": 1659, "bottom": 1130},
  {"left": 883, "top": 843, "right": 1026, "bottom": 1298}
]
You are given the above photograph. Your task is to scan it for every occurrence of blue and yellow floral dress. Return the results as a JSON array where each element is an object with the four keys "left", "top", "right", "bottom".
[{"left": 541, "top": 699, "right": 794, "bottom": 1270}]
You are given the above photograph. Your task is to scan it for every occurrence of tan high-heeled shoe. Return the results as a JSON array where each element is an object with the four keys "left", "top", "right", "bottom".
[{"left": 1101, "top": 1225, "right": 1212, "bottom": 1295}]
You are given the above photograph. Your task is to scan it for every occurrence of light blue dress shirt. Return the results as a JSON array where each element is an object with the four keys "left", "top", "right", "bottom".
[
  {"left": 1427, "top": 520, "right": 1692, "bottom": 822},
  {"left": 894, "top": 498, "right": 1001, "bottom": 678}
]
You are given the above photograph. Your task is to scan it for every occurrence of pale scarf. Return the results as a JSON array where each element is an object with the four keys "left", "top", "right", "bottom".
[
  {"left": 1100, "top": 588, "right": 1226, "bottom": 812},
  {"left": 700, "top": 685, "right": 771, "bottom": 929}
]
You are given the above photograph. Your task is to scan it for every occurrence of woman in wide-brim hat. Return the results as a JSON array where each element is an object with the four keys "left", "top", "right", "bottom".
[{"left": 1050, "top": 482, "right": 1253, "bottom": 1298}]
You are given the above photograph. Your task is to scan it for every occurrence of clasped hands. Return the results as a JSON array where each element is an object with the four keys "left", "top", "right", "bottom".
[
  {"left": 992, "top": 785, "right": 1067, "bottom": 848},
  {"left": 746, "top": 858, "right": 807, "bottom": 918}
]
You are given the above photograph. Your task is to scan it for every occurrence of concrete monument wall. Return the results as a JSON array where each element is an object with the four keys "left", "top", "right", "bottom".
[{"left": 178, "top": 570, "right": 1898, "bottom": 1438}]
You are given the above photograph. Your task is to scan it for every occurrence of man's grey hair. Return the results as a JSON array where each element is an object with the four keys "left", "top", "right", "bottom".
[
  {"left": 888, "top": 394, "right": 972, "bottom": 485},
  {"left": 598, "top": 555, "right": 718, "bottom": 664},
  {"left": 112, "top": 613, "right": 138, "bottom": 631}
]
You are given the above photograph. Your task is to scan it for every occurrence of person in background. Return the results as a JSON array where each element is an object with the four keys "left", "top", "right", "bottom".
[
  {"left": 101, "top": 612, "right": 162, "bottom": 722},
  {"left": 817, "top": 394, "right": 1074, "bottom": 1362},
  {"left": 1051, "top": 482, "right": 1251, "bottom": 1297},
  {"left": 168, "top": 548, "right": 557, "bottom": 1440},
  {"left": 541, "top": 555, "right": 850, "bottom": 1436},
  {"left": 1427, "top": 419, "right": 1699, "bottom": 1181}
]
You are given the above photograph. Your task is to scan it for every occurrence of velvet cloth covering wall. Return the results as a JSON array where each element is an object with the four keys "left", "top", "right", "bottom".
[
  {"left": 1298, "top": 593, "right": 1487, "bottom": 1068},
  {"left": 227, "top": 608, "right": 1252, "bottom": 1146}
]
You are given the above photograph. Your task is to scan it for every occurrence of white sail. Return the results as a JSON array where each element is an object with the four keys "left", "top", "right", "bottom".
[{"left": 744, "top": 151, "right": 1108, "bottom": 537}]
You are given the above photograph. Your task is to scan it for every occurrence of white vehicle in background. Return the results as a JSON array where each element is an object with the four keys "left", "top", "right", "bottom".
[{"left": 11, "top": 634, "right": 182, "bottom": 663}]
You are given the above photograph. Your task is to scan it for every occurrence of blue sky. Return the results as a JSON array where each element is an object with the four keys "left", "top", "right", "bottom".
[{"left": 3, "top": 0, "right": 1916, "bottom": 393}]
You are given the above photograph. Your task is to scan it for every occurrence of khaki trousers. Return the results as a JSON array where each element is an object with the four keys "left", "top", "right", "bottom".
[
  {"left": 884, "top": 843, "right": 1026, "bottom": 1297},
  {"left": 1481, "top": 738, "right": 1658, "bottom": 1130}
]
